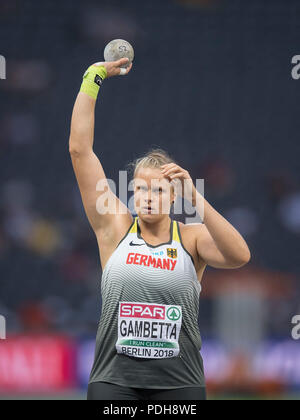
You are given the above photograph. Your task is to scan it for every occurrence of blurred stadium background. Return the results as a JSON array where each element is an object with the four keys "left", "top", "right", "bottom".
[{"left": 0, "top": 0, "right": 300, "bottom": 400}]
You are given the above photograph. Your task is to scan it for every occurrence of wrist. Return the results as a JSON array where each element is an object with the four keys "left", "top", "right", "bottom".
[{"left": 80, "top": 65, "right": 107, "bottom": 100}]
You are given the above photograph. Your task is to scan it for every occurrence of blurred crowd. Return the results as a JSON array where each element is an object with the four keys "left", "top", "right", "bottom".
[{"left": 0, "top": 0, "right": 299, "bottom": 341}]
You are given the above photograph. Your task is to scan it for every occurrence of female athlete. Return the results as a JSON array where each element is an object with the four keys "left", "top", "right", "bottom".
[{"left": 69, "top": 58, "right": 251, "bottom": 400}]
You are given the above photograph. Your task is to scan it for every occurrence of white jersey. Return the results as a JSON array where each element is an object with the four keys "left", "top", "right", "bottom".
[{"left": 89, "top": 216, "right": 205, "bottom": 389}]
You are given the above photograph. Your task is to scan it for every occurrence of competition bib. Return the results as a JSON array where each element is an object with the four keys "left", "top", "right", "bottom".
[{"left": 116, "top": 301, "right": 182, "bottom": 359}]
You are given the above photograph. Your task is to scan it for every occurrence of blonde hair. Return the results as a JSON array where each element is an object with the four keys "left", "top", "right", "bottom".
[{"left": 127, "top": 147, "right": 176, "bottom": 179}]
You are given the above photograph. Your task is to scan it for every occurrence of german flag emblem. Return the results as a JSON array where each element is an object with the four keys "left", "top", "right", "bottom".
[{"left": 167, "top": 248, "right": 177, "bottom": 259}]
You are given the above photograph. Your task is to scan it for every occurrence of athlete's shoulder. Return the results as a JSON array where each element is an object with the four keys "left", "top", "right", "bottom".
[
  {"left": 96, "top": 211, "right": 134, "bottom": 246},
  {"left": 177, "top": 220, "right": 204, "bottom": 233},
  {"left": 176, "top": 221, "right": 206, "bottom": 248}
]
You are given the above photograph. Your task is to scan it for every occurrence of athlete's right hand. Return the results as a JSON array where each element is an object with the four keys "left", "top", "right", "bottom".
[{"left": 92, "top": 58, "right": 133, "bottom": 78}]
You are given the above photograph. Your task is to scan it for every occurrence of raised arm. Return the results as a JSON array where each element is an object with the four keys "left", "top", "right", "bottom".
[
  {"left": 69, "top": 59, "right": 133, "bottom": 237},
  {"left": 160, "top": 162, "right": 251, "bottom": 269}
]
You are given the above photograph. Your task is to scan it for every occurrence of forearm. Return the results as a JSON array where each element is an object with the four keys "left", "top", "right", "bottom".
[
  {"left": 69, "top": 59, "right": 131, "bottom": 155},
  {"left": 69, "top": 92, "right": 96, "bottom": 155},
  {"left": 193, "top": 189, "right": 251, "bottom": 264}
]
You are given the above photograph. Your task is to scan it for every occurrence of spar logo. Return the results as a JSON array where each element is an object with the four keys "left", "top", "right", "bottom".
[
  {"left": 120, "top": 303, "right": 165, "bottom": 319},
  {"left": 166, "top": 307, "right": 181, "bottom": 321}
]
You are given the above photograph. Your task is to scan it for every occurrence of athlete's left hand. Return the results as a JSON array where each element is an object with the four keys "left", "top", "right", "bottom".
[{"left": 160, "top": 163, "right": 196, "bottom": 204}]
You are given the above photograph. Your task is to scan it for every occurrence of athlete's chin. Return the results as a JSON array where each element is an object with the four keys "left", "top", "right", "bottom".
[{"left": 137, "top": 212, "right": 165, "bottom": 222}]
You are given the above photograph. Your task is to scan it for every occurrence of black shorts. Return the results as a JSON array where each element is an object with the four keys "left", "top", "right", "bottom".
[{"left": 87, "top": 381, "right": 206, "bottom": 400}]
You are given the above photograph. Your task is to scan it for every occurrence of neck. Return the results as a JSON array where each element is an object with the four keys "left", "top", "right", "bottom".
[{"left": 138, "top": 216, "right": 172, "bottom": 238}]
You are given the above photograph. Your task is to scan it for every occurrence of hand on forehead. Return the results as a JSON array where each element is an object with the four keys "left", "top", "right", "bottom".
[{"left": 135, "top": 167, "right": 173, "bottom": 186}]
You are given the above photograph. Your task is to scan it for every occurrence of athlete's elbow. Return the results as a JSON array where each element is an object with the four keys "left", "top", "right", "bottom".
[
  {"left": 69, "top": 129, "right": 93, "bottom": 157},
  {"left": 229, "top": 248, "right": 251, "bottom": 268},
  {"left": 242, "top": 247, "right": 251, "bottom": 265},
  {"left": 69, "top": 143, "right": 82, "bottom": 157},
  {"left": 69, "top": 138, "right": 89, "bottom": 157}
]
